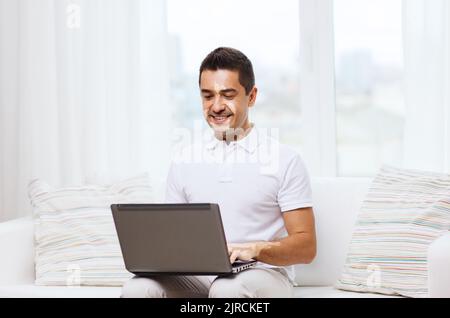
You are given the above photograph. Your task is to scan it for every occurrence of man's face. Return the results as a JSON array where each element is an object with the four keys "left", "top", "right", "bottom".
[{"left": 200, "top": 69, "right": 257, "bottom": 135}]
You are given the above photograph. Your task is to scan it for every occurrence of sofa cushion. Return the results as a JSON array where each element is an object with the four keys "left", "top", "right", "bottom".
[
  {"left": 0, "top": 217, "right": 35, "bottom": 284},
  {"left": 28, "top": 173, "right": 153, "bottom": 286},
  {"left": 295, "top": 177, "right": 372, "bottom": 286},
  {"left": 335, "top": 165, "right": 450, "bottom": 297}
]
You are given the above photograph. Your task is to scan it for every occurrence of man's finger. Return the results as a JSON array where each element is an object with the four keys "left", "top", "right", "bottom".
[{"left": 230, "top": 250, "right": 239, "bottom": 264}]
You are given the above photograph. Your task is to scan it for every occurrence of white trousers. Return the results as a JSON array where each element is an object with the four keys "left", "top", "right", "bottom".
[{"left": 121, "top": 267, "right": 293, "bottom": 298}]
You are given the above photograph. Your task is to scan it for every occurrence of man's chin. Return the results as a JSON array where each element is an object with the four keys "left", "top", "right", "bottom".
[
  {"left": 208, "top": 124, "right": 234, "bottom": 139},
  {"left": 207, "top": 121, "right": 230, "bottom": 132},
  {"left": 211, "top": 125, "right": 230, "bottom": 134}
]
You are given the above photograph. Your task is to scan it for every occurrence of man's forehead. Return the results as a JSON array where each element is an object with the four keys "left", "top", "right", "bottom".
[
  {"left": 200, "top": 83, "right": 239, "bottom": 93},
  {"left": 200, "top": 81, "right": 239, "bottom": 91},
  {"left": 200, "top": 70, "right": 241, "bottom": 91},
  {"left": 201, "top": 69, "right": 239, "bottom": 79}
]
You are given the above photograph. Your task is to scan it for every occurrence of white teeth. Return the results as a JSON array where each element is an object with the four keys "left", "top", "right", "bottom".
[{"left": 211, "top": 115, "right": 231, "bottom": 123}]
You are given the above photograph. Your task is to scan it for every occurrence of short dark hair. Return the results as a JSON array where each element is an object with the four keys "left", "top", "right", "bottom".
[{"left": 199, "top": 47, "right": 255, "bottom": 95}]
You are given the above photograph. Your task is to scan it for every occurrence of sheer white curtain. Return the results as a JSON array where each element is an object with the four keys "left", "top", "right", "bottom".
[
  {"left": 0, "top": 0, "right": 172, "bottom": 221},
  {"left": 402, "top": 0, "right": 450, "bottom": 173}
]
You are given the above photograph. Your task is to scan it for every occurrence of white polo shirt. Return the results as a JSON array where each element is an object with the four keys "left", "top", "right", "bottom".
[{"left": 165, "top": 126, "right": 313, "bottom": 282}]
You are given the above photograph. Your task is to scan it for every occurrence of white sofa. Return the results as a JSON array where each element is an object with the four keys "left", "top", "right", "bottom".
[{"left": 0, "top": 178, "right": 449, "bottom": 298}]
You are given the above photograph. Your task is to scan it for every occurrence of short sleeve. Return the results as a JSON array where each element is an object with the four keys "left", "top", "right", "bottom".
[
  {"left": 277, "top": 154, "right": 313, "bottom": 212},
  {"left": 164, "top": 162, "right": 188, "bottom": 203}
]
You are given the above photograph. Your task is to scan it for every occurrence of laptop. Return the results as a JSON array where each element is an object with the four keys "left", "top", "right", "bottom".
[{"left": 111, "top": 203, "right": 257, "bottom": 276}]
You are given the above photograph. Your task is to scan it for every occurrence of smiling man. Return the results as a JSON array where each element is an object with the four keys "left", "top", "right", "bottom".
[{"left": 121, "top": 47, "right": 316, "bottom": 298}]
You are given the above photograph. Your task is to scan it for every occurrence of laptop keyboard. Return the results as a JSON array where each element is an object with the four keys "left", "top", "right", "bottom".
[{"left": 231, "top": 261, "right": 257, "bottom": 273}]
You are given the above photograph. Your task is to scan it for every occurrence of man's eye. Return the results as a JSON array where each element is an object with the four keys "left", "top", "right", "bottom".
[
  {"left": 203, "top": 95, "right": 213, "bottom": 100},
  {"left": 224, "top": 95, "right": 235, "bottom": 100}
]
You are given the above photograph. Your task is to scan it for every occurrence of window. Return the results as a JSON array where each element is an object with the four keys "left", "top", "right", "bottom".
[
  {"left": 334, "top": 0, "right": 405, "bottom": 176},
  {"left": 167, "top": 0, "right": 304, "bottom": 153},
  {"left": 166, "top": 0, "right": 408, "bottom": 177}
]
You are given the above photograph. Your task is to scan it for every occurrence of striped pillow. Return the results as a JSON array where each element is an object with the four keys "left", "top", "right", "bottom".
[
  {"left": 28, "top": 173, "right": 153, "bottom": 286},
  {"left": 335, "top": 165, "right": 450, "bottom": 297}
]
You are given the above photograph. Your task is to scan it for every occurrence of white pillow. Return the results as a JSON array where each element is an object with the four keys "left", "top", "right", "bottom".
[
  {"left": 335, "top": 165, "right": 450, "bottom": 297},
  {"left": 28, "top": 173, "right": 154, "bottom": 286}
]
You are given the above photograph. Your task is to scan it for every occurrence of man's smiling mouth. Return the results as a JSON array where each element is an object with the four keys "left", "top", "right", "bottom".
[{"left": 209, "top": 114, "right": 233, "bottom": 124}]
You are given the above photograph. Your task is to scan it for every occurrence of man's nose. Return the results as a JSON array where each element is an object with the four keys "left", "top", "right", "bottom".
[{"left": 211, "top": 97, "right": 226, "bottom": 113}]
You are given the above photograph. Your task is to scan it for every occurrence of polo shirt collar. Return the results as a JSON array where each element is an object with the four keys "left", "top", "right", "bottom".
[{"left": 205, "top": 124, "right": 260, "bottom": 154}]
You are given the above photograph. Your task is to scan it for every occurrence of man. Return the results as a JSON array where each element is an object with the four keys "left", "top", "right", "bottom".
[{"left": 121, "top": 47, "right": 316, "bottom": 298}]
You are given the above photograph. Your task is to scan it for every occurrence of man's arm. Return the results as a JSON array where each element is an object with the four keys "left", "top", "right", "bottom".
[{"left": 228, "top": 207, "right": 317, "bottom": 266}]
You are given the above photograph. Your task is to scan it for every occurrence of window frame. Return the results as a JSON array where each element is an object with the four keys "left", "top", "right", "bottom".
[{"left": 299, "top": 0, "right": 337, "bottom": 177}]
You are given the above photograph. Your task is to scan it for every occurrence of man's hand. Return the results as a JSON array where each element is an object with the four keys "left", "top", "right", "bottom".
[
  {"left": 227, "top": 208, "right": 317, "bottom": 266},
  {"left": 227, "top": 242, "right": 280, "bottom": 263}
]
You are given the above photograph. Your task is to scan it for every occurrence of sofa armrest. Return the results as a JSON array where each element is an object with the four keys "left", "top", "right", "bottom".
[
  {"left": 0, "top": 217, "right": 35, "bottom": 285},
  {"left": 428, "top": 232, "right": 450, "bottom": 298}
]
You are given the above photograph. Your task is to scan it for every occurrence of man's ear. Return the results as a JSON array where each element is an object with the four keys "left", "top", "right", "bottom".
[{"left": 248, "top": 86, "right": 258, "bottom": 108}]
